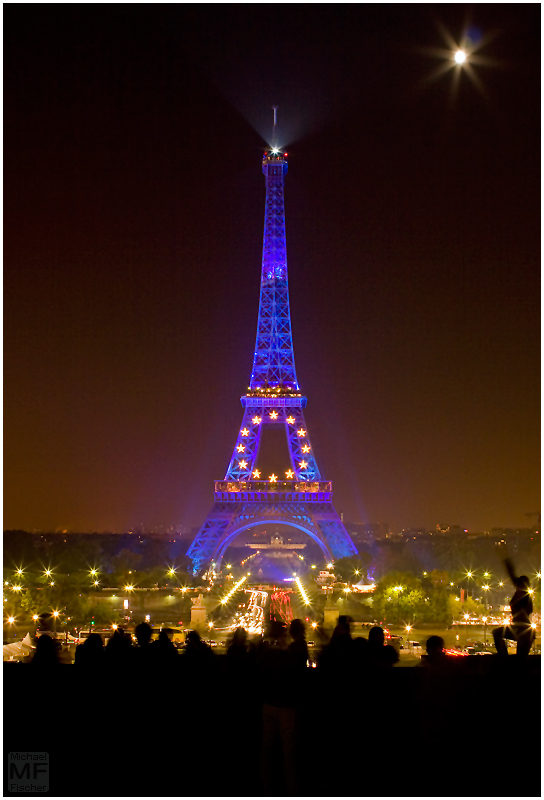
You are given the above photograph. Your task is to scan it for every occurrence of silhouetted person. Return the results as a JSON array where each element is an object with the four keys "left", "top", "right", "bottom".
[
  {"left": 288, "top": 619, "right": 309, "bottom": 667},
  {"left": 105, "top": 627, "right": 133, "bottom": 666},
  {"left": 227, "top": 627, "right": 251, "bottom": 676},
  {"left": 493, "top": 558, "right": 535, "bottom": 657},
  {"left": 318, "top": 615, "right": 355, "bottom": 674},
  {"left": 74, "top": 633, "right": 104, "bottom": 668},
  {"left": 367, "top": 625, "right": 399, "bottom": 668},
  {"left": 135, "top": 622, "right": 153, "bottom": 647},
  {"left": 420, "top": 635, "right": 452, "bottom": 671},
  {"left": 353, "top": 633, "right": 369, "bottom": 665},
  {"left": 183, "top": 630, "right": 214, "bottom": 674},
  {"left": 134, "top": 622, "right": 155, "bottom": 668},
  {"left": 152, "top": 628, "right": 179, "bottom": 663},
  {"left": 31, "top": 634, "right": 60, "bottom": 667},
  {"left": 258, "top": 620, "right": 301, "bottom": 795}
]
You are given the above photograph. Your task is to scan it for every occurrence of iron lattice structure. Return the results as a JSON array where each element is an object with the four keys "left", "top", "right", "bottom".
[{"left": 187, "top": 124, "right": 357, "bottom": 574}]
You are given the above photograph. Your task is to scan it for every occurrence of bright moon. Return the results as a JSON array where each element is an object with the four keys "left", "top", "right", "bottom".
[{"left": 455, "top": 50, "right": 466, "bottom": 64}]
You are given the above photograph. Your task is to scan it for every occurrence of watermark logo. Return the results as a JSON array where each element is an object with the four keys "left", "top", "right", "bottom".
[{"left": 8, "top": 753, "right": 49, "bottom": 793}]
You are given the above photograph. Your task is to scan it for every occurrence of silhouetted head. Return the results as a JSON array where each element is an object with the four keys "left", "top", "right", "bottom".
[
  {"left": 186, "top": 630, "right": 202, "bottom": 647},
  {"left": 135, "top": 622, "right": 152, "bottom": 647},
  {"left": 426, "top": 635, "right": 445, "bottom": 656},
  {"left": 368, "top": 626, "right": 385, "bottom": 647},
  {"left": 83, "top": 633, "right": 104, "bottom": 651},
  {"left": 517, "top": 575, "right": 530, "bottom": 590},
  {"left": 232, "top": 627, "right": 248, "bottom": 647},
  {"left": 266, "top": 620, "right": 287, "bottom": 642},
  {"left": 289, "top": 619, "right": 306, "bottom": 640},
  {"left": 331, "top": 615, "right": 352, "bottom": 640},
  {"left": 158, "top": 629, "right": 174, "bottom": 644},
  {"left": 32, "top": 634, "right": 59, "bottom": 665}
]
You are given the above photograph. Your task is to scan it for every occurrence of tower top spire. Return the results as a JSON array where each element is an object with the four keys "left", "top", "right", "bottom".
[{"left": 271, "top": 105, "right": 278, "bottom": 151}]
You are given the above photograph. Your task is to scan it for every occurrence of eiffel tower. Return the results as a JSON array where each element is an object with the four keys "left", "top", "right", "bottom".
[{"left": 187, "top": 111, "right": 357, "bottom": 575}]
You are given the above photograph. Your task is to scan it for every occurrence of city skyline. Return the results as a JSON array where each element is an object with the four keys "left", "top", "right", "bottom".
[{"left": 5, "top": 6, "right": 539, "bottom": 534}]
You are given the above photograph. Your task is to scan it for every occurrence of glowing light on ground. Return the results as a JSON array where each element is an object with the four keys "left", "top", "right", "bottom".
[
  {"left": 295, "top": 576, "right": 310, "bottom": 605},
  {"left": 221, "top": 575, "right": 248, "bottom": 604}
]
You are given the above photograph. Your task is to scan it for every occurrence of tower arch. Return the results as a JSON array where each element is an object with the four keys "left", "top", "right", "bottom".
[{"left": 213, "top": 516, "right": 333, "bottom": 572}]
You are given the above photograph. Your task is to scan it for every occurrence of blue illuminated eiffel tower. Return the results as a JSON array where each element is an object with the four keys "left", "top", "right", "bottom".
[{"left": 187, "top": 113, "right": 357, "bottom": 575}]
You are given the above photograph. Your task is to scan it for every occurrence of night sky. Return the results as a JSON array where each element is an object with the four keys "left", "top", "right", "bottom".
[{"left": 5, "top": 5, "right": 540, "bottom": 534}]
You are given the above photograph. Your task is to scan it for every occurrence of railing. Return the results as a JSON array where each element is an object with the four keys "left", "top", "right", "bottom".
[
  {"left": 241, "top": 395, "right": 307, "bottom": 407},
  {"left": 215, "top": 480, "right": 332, "bottom": 493}
]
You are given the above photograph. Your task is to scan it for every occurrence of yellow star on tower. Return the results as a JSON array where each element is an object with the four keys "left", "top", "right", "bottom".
[
  {"left": 269, "top": 474, "right": 278, "bottom": 482},
  {"left": 252, "top": 416, "right": 262, "bottom": 424},
  {"left": 239, "top": 460, "right": 248, "bottom": 470},
  {"left": 252, "top": 469, "right": 261, "bottom": 478},
  {"left": 297, "top": 429, "right": 306, "bottom": 437},
  {"left": 237, "top": 444, "right": 245, "bottom": 452},
  {"left": 299, "top": 460, "right": 308, "bottom": 469},
  {"left": 285, "top": 469, "right": 294, "bottom": 478},
  {"left": 241, "top": 428, "right": 249, "bottom": 437},
  {"left": 286, "top": 416, "right": 295, "bottom": 424},
  {"left": 302, "top": 445, "right": 310, "bottom": 453},
  {"left": 270, "top": 410, "right": 278, "bottom": 420}
]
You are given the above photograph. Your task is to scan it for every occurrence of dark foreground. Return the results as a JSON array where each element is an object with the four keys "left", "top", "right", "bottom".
[{"left": 3, "top": 655, "right": 540, "bottom": 798}]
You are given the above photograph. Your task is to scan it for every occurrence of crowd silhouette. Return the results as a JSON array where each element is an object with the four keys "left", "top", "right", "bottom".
[{"left": 6, "top": 557, "right": 540, "bottom": 797}]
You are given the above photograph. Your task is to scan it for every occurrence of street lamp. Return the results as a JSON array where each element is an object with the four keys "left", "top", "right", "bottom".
[
  {"left": 52, "top": 610, "right": 59, "bottom": 636},
  {"left": 394, "top": 586, "right": 403, "bottom": 624},
  {"left": 482, "top": 616, "right": 488, "bottom": 647},
  {"left": 464, "top": 613, "right": 470, "bottom": 647},
  {"left": 530, "top": 622, "right": 538, "bottom": 654},
  {"left": 482, "top": 584, "right": 490, "bottom": 612},
  {"left": 465, "top": 571, "right": 475, "bottom": 600},
  {"left": 405, "top": 624, "right": 412, "bottom": 652}
]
